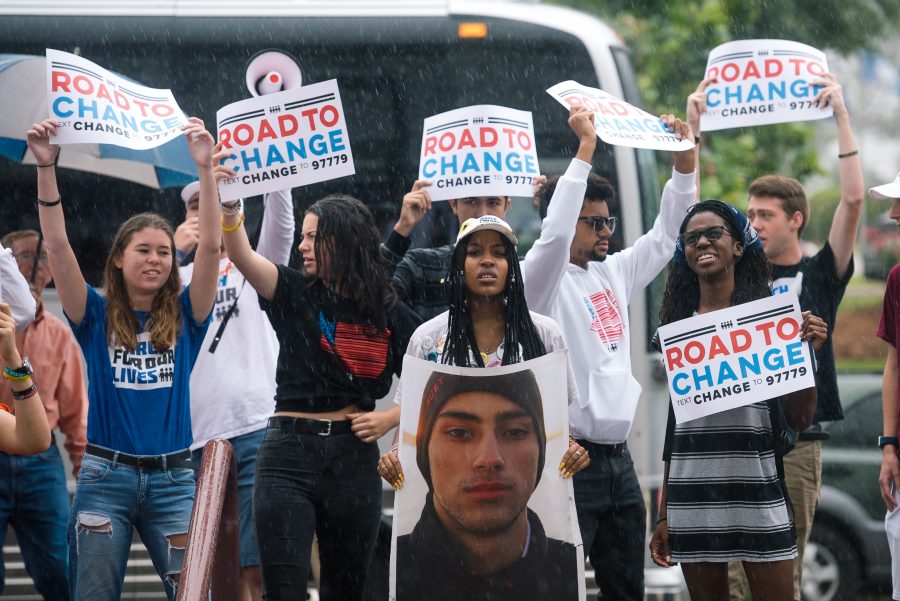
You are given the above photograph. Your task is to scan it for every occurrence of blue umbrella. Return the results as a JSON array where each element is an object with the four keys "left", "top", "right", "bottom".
[{"left": 0, "top": 53, "right": 197, "bottom": 189}]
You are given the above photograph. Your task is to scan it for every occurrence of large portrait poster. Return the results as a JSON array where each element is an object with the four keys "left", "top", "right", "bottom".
[
  {"left": 390, "top": 353, "right": 584, "bottom": 601},
  {"left": 215, "top": 79, "right": 354, "bottom": 201},
  {"left": 701, "top": 40, "right": 832, "bottom": 131},
  {"left": 46, "top": 49, "right": 189, "bottom": 149},
  {"left": 656, "top": 293, "right": 815, "bottom": 423},
  {"left": 418, "top": 105, "right": 540, "bottom": 202},
  {"left": 546, "top": 80, "right": 694, "bottom": 152}
]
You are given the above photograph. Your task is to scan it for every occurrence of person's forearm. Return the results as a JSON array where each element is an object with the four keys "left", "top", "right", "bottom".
[
  {"left": 883, "top": 347, "right": 898, "bottom": 438},
  {"left": 256, "top": 188, "right": 295, "bottom": 265}
]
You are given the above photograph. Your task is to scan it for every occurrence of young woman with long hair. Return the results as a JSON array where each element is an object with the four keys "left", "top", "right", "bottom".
[
  {"left": 649, "top": 200, "right": 827, "bottom": 601},
  {"left": 220, "top": 191, "right": 419, "bottom": 600},
  {"left": 376, "top": 215, "right": 589, "bottom": 489},
  {"left": 27, "top": 117, "right": 220, "bottom": 600}
]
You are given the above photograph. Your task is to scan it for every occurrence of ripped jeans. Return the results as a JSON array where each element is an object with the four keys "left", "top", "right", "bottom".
[{"left": 67, "top": 449, "right": 196, "bottom": 601}]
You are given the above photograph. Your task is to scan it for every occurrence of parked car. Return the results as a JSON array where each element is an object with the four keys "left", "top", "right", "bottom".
[{"left": 803, "top": 372, "right": 892, "bottom": 601}]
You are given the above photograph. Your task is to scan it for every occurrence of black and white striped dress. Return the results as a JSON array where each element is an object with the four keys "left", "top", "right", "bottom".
[{"left": 662, "top": 401, "right": 797, "bottom": 563}]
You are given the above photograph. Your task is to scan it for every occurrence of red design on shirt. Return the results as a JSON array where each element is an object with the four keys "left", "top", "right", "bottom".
[
  {"left": 320, "top": 323, "right": 391, "bottom": 378},
  {"left": 588, "top": 289, "right": 623, "bottom": 343}
]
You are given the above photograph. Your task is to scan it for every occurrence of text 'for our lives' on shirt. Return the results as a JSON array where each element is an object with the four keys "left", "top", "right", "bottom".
[
  {"left": 69, "top": 285, "right": 211, "bottom": 455},
  {"left": 521, "top": 158, "right": 697, "bottom": 445}
]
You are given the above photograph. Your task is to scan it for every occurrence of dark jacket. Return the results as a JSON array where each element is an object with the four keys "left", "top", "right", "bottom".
[{"left": 380, "top": 231, "right": 453, "bottom": 322}]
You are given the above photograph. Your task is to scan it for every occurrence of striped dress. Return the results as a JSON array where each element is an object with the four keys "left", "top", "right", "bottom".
[{"left": 662, "top": 401, "right": 797, "bottom": 562}]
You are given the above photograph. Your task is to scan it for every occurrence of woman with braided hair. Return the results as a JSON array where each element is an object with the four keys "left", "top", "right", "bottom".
[
  {"left": 375, "top": 215, "right": 589, "bottom": 489},
  {"left": 649, "top": 200, "right": 828, "bottom": 601}
]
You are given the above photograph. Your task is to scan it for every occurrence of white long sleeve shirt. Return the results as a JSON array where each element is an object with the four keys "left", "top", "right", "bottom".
[
  {"left": 182, "top": 188, "right": 295, "bottom": 449},
  {"left": 0, "top": 243, "right": 36, "bottom": 332},
  {"left": 522, "top": 159, "right": 696, "bottom": 444}
]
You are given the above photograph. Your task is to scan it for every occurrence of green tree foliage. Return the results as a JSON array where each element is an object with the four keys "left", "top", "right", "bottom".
[{"left": 552, "top": 0, "right": 900, "bottom": 209}]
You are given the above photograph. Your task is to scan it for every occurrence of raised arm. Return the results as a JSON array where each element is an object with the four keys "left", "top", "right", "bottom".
[
  {"left": 0, "top": 244, "right": 35, "bottom": 331},
  {"left": 381, "top": 179, "right": 433, "bottom": 268},
  {"left": 219, "top": 164, "right": 278, "bottom": 300},
  {"left": 817, "top": 75, "right": 864, "bottom": 279},
  {"left": 0, "top": 303, "right": 51, "bottom": 455},
  {"left": 184, "top": 118, "right": 220, "bottom": 323},
  {"left": 27, "top": 119, "right": 87, "bottom": 325},
  {"left": 255, "top": 187, "right": 296, "bottom": 265},
  {"left": 521, "top": 106, "right": 596, "bottom": 313},
  {"left": 686, "top": 78, "right": 715, "bottom": 200}
]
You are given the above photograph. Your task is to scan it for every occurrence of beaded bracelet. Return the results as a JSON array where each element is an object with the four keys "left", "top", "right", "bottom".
[
  {"left": 220, "top": 199, "right": 243, "bottom": 216},
  {"left": 221, "top": 214, "right": 245, "bottom": 233}
]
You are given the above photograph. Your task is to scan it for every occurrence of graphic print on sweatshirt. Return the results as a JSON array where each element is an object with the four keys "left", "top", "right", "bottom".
[
  {"left": 583, "top": 288, "right": 624, "bottom": 352},
  {"left": 319, "top": 311, "right": 390, "bottom": 379},
  {"left": 772, "top": 272, "right": 803, "bottom": 298},
  {"left": 109, "top": 332, "right": 176, "bottom": 390}
]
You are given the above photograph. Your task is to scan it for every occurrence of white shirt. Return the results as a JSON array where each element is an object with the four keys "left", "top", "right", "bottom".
[{"left": 521, "top": 159, "right": 696, "bottom": 444}]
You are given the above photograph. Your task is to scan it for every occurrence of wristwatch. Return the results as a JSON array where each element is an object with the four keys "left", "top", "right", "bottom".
[
  {"left": 6, "top": 356, "right": 33, "bottom": 378},
  {"left": 878, "top": 436, "right": 899, "bottom": 449}
]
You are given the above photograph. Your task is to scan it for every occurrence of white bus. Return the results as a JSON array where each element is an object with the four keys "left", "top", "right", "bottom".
[{"left": 0, "top": 1, "right": 681, "bottom": 598}]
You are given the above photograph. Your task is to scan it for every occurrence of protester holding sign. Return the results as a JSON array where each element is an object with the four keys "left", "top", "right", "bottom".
[
  {"left": 650, "top": 200, "right": 825, "bottom": 601},
  {"left": 522, "top": 104, "right": 696, "bottom": 601},
  {"left": 27, "top": 116, "right": 219, "bottom": 601},
  {"left": 220, "top": 192, "right": 419, "bottom": 601},
  {"left": 376, "top": 215, "right": 588, "bottom": 488},
  {"left": 688, "top": 69, "right": 864, "bottom": 601}
]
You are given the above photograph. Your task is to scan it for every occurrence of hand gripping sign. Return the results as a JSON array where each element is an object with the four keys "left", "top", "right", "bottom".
[
  {"left": 216, "top": 79, "right": 354, "bottom": 202},
  {"left": 546, "top": 80, "right": 694, "bottom": 152},
  {"left": 701, "top": 40, "right": 833, "bottom": 131},
  {"left": 47, "top": 49, "right": 189, "bottom": 149},
  {"left": 656, "top": 293, "right": 815, "bottom": 424},
  {"left": 418, "top": 105, "right": 540, "bottom": 202}
]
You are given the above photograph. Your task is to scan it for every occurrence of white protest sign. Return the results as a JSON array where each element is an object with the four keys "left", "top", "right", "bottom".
[
  {"left": 546, "top": 80, "right": 694, "bottom": 152},
  {"left": 390, "top": 353, "right": 584, "bottom": 601},
  {"left": 46, "top": 49, "right": 188, "bottom": 150},
  {"left": 216, "top": 79, "right": 354, "bottom": 202},
  {"left": 702, "top": 39, "right": 833, "bottom": 131},
  {"left": 418, "top": 105, "right": 540, "bottom": 202},
  {"left": 657, "top": 293, "right": 815, "bottom": 424}
]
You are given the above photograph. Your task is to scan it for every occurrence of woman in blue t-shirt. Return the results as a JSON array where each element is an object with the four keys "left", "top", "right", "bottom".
[
  {"left": 221, "top": 192, "right": 419, "bottom": 600},
  {"left": 27, "top": 117, "right": 220, "bottom": 601}
]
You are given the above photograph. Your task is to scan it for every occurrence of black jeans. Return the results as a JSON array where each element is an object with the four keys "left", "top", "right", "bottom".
[
  {"left": 253, "top": 418, "right": 382, "bottom": 601},
  {"left": 573, "top": 441, "right": 646, "bottom": 601}
]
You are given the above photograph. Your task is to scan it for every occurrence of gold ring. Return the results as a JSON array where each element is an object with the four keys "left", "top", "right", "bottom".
[{"left": 574, "top": 451, "right": 582, "bottom": 458}]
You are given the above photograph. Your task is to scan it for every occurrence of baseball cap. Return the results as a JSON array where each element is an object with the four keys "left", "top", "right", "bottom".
[
  {"left": 180, "top": 181, "right": 200, "bottom": 205},
  {"left": 870, "top": 172, "right": 900, "bottom": 201},
  {"left": 456, "top": 215, "right": 517, "bottom": 246}
]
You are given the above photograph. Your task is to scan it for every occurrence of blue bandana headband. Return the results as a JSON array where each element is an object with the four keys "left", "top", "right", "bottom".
[{"left": 673, "top": 200, "right": 762, "bottom": 265}]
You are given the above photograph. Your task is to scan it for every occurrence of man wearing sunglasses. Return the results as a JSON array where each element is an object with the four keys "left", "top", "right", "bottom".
[{"left": 522, "top": 105, "right": 697, "bottom": 601}]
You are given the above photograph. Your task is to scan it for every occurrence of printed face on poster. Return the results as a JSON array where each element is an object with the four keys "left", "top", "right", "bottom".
[
  {"left": 46, "top": 49, "right": 189, "bottom": 150},
  {"left": 702, "top": 39, "right": 833, "bottom": 131},
  {"left": 215, "top": 79, "right": 355, "bottom": 202},
  {"left": 546, "top": 80, "right": 694, "bottom": 152},
  {"left": 390, "top": 353, "right": 584, "bottom": 601},
  {"left": 657, "top": 293, "right": 815, "bottom": 424},
  {"left": 418, "top": 105, "right": 540, "bottom": 202}
]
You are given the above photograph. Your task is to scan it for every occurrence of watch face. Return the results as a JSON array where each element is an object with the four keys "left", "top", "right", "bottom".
[{"left": 21, "top": 357, "right": 33, "bottom": 375}]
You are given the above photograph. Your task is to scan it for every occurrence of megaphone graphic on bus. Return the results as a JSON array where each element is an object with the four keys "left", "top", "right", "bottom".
[{"left": 245, "top": 49, "right": 302, "bottom": 96}]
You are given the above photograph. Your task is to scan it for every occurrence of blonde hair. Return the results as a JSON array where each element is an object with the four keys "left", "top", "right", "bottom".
[{"left": 103, "top": 213, "right": 182, "bottom": 351}]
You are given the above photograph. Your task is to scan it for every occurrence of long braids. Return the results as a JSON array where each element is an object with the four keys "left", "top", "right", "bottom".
[{"left": 442, "top": 235, "right": 546, "bottom": 366}]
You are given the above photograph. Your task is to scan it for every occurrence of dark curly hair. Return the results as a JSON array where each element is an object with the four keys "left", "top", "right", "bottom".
[
  {"left": 442, "top": 234, "right": 546, "bottom": 366},
  {"left": 659, "top": 201, "right": 771, "bottom": 326},
  {"left": 306, "top": 195, "right": 396, "bottom": 328}
]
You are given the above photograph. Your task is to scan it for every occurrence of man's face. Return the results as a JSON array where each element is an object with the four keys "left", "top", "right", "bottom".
[
  {"left": 185, "top": 195, "right": 200, "bottom": 220},
  {"left": 890, "top": 199, "right": 900, "bottom": 226},
  {"left": 569, "top": 199, "right": 611, "bottom": 268},
  {"left": 747, "top": 195, "right": 801, "bottom": 261},
  {"left": 428, "top": 391, "right": 539, "bottom": 537},
  {"left": 449, "top": 197, "right": 511, "bottom": 223},
  {"left": 11, "top": 235, "right": 52, "bottom": 296}
]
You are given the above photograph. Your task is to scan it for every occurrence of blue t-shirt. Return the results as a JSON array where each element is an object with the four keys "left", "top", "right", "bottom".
[{"left": 70, "top": 285, "right": 211, "bottom": 454}]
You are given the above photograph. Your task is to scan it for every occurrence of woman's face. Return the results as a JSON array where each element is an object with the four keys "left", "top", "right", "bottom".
[
  {"left": 114, "top": 227, "right": 173, "bottom": 296},
  {"left": 683, "top": 212, "right": 742, "bottom": 277},
  {"left": 297, "top": 213, "right": 326, "bottom": 277},
  {"left": 464, "top": 230, "right": 509, "bottom": 300}
]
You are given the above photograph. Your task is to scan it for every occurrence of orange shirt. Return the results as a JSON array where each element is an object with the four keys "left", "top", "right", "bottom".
[{"left": 0, "top": 301, "right": 88, "bottom": 474}]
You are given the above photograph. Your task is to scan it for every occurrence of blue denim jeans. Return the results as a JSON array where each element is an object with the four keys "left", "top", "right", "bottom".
[
  {"left": 573, "top": 442, "right": 646, "bottom": 601},
  {"left": 0, "top": 444, "right": 70, "bottom": 600},
  {"left": 254, "top": 419, "right": 381, "bottom": 601},
  {"left": 191, "top": 427, "right": 264, "bottom": 567},
  {"left": 68, "top": 448, "right": 196, "bottom": 601}
]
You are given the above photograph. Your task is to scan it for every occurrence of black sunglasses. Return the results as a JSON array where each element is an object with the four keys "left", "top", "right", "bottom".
[
  {"left": 683, "top": 225, "right": 731, "bottom": 247},
  {"left": 577, "top": 216, "right": 617, "bottom": 233}
]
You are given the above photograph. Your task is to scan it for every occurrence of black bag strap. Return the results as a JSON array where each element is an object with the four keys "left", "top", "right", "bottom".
[{"left": 207, "top": 279, "right": 246, "bottom": 354}]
